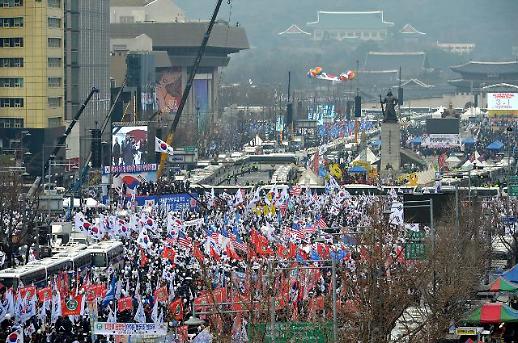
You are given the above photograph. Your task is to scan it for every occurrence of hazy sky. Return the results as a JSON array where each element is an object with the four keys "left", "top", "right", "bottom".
[{"left": 175, "top": 0, "right": 518, "bottom": 56}]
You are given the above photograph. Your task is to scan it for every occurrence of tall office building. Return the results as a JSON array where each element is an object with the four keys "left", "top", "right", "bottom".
[
  {"left": 64, "top": 0, "right": 110, "bottom": 164},
  {"left": 0, "top": 0, "right": 65, "bottom": 129}
]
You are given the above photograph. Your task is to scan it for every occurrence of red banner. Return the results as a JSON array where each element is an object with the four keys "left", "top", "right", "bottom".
[
  {"left": 117, "top": 297, "right": 133, "bottom": 312},
  {"left": 37, "top": 287, "right": 52, "bottom": 302},
  {"left": 19, "top": 286, "right": 36, "bottom": 299},
  {"left": 62, "top": 295, "right": 83, "bottom": 316},
  {"left": 168, "top": 298, "right": 184, "bottom": 321},
  {"left": 154, "top": 286, "right": 168, "bottom": 303}
]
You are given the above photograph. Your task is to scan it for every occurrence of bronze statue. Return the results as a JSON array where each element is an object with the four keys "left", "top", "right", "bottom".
[{"left": 380, "top": 90, "right": 399, "bottom": 123}]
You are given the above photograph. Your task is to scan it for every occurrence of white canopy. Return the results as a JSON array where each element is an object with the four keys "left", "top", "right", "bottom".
[
  {"left": 354, "top": 147, "right": 379, "bottom": 165},
  {"left": 297, "top": 168, "right": 323, "bottom": 186}
]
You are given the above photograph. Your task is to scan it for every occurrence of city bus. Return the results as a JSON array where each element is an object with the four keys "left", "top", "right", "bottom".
[
  {"left": 87, "top": 240, "right": 124, "bottom": 271},
  {"left": 0, "top": 265, "right": 47, "bottom": 289}
]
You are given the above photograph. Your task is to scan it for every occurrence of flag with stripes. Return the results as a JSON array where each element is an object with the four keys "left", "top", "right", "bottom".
[
  {"left": 290, "top": 185, "right": 302, "bottom": 196},
  {"left": 177, "top": 231, "right": 192, "bottom": 248},
  {"left": 315, "top": 216, "right": 327, "bottom": 229}
]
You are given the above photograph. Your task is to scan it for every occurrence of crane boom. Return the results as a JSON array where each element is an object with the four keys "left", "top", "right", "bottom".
[
  {"left": 35, "top": 87, "right": 99, "bottom": 193},
  {"left": 157, "top": 0, "right": 225, "bottom": 178}
]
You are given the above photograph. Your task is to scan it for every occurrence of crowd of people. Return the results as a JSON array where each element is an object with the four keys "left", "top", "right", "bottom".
[
  {"left": 134, "top": 179, "right": 191, "bottom": 197},
  {"left": 0, "top": 182, "right": 403, "bottom": 342}
]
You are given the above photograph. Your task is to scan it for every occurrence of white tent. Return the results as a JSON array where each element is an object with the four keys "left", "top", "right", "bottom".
[
  {"left": 431, "top": 106, "right": 445, "bottom": 118},
  {"left": 445, "top": 155, "right": 462, "bottom": 168},
  {"left": 461, "top": 107, "right": 484, "bottom": 120},
  {"left": 297, "top": 168, "right": 323, "bottom": 186},
  {"left": 248, "top": 135, "right": 263, "bottom": 147},
  {"left": 354, "top": 147, "right": 379, "bottom": 165}
]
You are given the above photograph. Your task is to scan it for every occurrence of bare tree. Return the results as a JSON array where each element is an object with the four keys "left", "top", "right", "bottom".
[{"left": 0, "top": 170, "right": 41, "bottom": 267}]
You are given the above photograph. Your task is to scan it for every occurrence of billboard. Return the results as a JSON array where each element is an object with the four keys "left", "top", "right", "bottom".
[
  {"left": 111, "top": 171, "right": 157, "bottom": 195},
  {"left": 487, "top": 93, "right": 518, "bottom": 111},
  {"left": 112, "top": 126, "right": 149, "bottom": 166},
  {"left": 426, "top": 118, "right": 459, "bottom": 135},
  {"left": 421, "top": 134, "right": 460, "bottom": 149},
  {"left": 156, "top": 68, "right": 182, "bottom": 114}
]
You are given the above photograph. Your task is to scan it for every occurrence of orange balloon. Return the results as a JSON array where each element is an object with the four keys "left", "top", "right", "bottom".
[{"left": 315, "top": 67, "right": 323, "bottom": 75}]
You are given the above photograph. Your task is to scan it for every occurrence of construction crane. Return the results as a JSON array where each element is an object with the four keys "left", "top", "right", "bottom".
[
  {"left": 28, "top": 87, "right": 99, "bottom": 198},
  {"left": 157, "top": 0, "right": 226, "bottom": 178}
]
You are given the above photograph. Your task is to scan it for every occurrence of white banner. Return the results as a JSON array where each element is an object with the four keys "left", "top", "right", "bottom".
[
  {"left": 422, "top": 134, "right": 460, "bottom": 148},
  {"left": 487, "top": 93, "right": 518, "bottom": 111},
  {"left": 93, "top": 322, "right": 167, "bottom": 336}
]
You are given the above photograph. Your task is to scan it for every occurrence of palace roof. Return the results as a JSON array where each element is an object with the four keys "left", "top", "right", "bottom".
[
  {"left": 307, "top": 11, "right": 394, "bottom": 30},
  {"left": 451, "top": 61, "right": 518, "bottom": 75}
]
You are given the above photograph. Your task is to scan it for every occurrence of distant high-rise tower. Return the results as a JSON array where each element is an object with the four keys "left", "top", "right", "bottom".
[{"left": 64, "top": 0, "right": 110, "bottom": 164}]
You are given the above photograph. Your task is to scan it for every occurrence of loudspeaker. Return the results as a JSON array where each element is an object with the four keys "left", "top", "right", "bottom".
[
  {"left": 90, "top": 128, "right": 102, "bottom": 168},
  {"left": 126, "top": 55, "right": 141, "bottom": 87},
  {"left": 286, "top": 103, "right": 293, "bottom": 126},
  {"left": 38, "top": 225, "right": 51, "bottom": 246},
  {"left": 398, "top": 87, "right": 404, "bottom": 106},
  {"left": 354, "top": 95, "right": 362, "bottom": 118}
]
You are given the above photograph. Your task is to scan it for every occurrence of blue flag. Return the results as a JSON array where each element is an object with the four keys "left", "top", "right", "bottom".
[{"left": 102, "top": 275, "right": 117, "bottom": 307}]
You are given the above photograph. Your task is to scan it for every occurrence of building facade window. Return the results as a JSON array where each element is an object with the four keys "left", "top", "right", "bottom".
[
  {"left": 47, "top": 17, "right": 61, "bottom": 28},
  {"left": 0, "top": 77, "right": 23, "bottom": 87},
  {"left": 0, "top": 118, "right": 23, "bottom": 128},
  {"left": 0, "top": 98, "right": 23, "bottom": 107},
  {"left": 48, "top": 0, "right": 60, "bottom": 8},
  {"left": 119, "top": 16, "right": 135, "bottom": 23},
  {"left": 0, "top": 37, "right": 23, "bottom": 47},
  {"left": 0, "top": 17, "right": 23, "bottom": 28},
  {"left": 47, "top": 38, "right": 61, "bottom": 48},
  {"left": 1, "top": 0, "right": 23, "bottom": 7},
  {"left": 47, "top": 117, "right": 61, "bottom": 127},
  {"left": 47, "top": 57, "right": 61, "bottom": 67},
  {"left": 47, "top": 77, "right": 61, "bottom": 87},
  {"left": 48, "top": 97, "right": 61, "bottom": 108},
  {"left": 0, "top": 57, "right": 23, "bottom": 67}
]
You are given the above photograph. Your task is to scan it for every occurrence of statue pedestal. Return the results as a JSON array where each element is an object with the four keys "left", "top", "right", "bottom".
[{"left": 380, "top": 122, "right": 401, "bottom": 177}]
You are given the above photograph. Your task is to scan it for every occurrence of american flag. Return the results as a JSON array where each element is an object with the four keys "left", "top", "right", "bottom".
[
  {"left": 286, "top": 224, "right": 305, "bottom": 240},
  {"left": 177, "top": 231, "right": 192, "bottom": 248},
  {"left": 315, "top": 216, "right": 327, "bottom": 229},
  {"left": 279, "top": 203, "right": 288, "bottom": 216},
  {"left": 303, "top": 223, "right": 317, "bottom": 235},
  {"left": 211, "top": 231, "right": 221, "bottom": 243},
  {"left": 230, "top": 237, "right": 247, "bottom": 252},
  {"left": 290, "top": 185, "right": 302, "bottom": 196}
]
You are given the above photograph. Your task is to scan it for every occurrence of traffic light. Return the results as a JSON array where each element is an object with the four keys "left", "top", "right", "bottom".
[
  {"left": 90, "top": 128, "right": 102, "bottom": 168},
  {"left": 354, "top": 95, "right": 362, "bottom": 117}
]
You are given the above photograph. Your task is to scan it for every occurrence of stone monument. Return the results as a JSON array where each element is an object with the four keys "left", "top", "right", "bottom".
[{"left": 380, "top": 90, "right": 401, "bottom": 176}]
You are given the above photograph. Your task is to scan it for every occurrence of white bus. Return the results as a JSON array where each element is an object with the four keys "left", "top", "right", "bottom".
[
  {"left": 0, "top": 265, "right": 47, "bottom": 289},
  {"left": 87, "top": 241, "right": 124, "bottom": 271}
]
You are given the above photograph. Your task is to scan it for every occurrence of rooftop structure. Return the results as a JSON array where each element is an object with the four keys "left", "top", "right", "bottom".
[
  {"left": 436, "top": 41, "right": 475, "bottom": 55},
  {"left": 110, "top": 21, "right": 249, "bottom": 146},
  {"left": 449, "top": 61, "right": 518, "bottom": 92},
  {"left": 278, "top": 24, "right": 311, "bottom": 37},
  {"left": 110, "top": 0, "right": 185, "bottom": 23},
  {"left": 306, "top": 11, "right": 394, "bottom": 41}
]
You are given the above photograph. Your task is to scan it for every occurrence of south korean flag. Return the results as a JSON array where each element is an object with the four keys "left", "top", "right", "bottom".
[{"left": 154, "top": 137, "right": 174, "bottom": 156}]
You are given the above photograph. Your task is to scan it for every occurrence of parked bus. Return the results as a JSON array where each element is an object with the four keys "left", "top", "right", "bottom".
[
  {"left": 87, "top": 241, "right": 124, "bottom": 271},
  {"left": 0, "top": 265, "right": 47, "bottom": 289}
]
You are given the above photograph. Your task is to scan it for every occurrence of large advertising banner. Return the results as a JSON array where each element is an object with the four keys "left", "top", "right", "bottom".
[
  {"left": 111, "top": 171, "right": 157, "bottom": 195},
  {"left": 194, "top": 79, "right": 210, "bottom": 131},
  {"left": 156, "top": 68, "right": 182, "bottom": 114},
  {"left": 112, "top": 126, "right": 149, "bottom": 166},
  {"left": 487, "top": 93, "right": 518, "bottom": 111}
]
